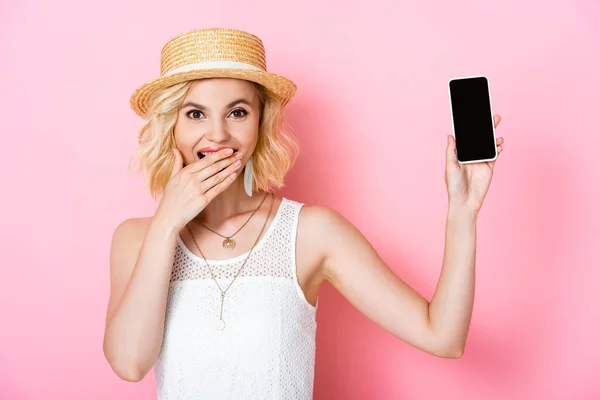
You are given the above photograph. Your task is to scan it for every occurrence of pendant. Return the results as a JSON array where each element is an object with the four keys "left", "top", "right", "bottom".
[
  {"left": 222, "top": 237, "right": 236, "bottom": 249},
  {"left": 217, "top": 292, "right": 226, "bottom": 330}
]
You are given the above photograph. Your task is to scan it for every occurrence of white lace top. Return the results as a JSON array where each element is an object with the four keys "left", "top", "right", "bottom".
[{"left": 154, "top": 197, "right": 318, "bottom": 399}]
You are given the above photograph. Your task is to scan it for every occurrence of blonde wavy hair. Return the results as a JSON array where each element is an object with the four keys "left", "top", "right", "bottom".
[{"left": 128, "top": 79, "right": 300, "bottom": 201}]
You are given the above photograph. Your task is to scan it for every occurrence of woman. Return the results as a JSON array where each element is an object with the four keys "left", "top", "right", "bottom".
[{"left": 103, "top": 28, "right": 504, "bottom": 399}]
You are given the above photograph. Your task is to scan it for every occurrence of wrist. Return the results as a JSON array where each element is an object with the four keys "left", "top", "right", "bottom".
[
  {"left": 447, "top": 203, "right": 478, "bottom": 222},
  {"left": 150, "top": 212, "right": 181, "bottom": 239}
]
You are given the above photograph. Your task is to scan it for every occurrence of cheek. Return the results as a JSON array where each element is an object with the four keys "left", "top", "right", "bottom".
[
  {"left": 237, "top": 125, "right": 259, "bottom": 138},
  {"left": 232, "top": 118, "right": 260, "bottom": 140},
  {"left": 173, "top": 122, "right": 198, "bottom": 147},
  {"left": 174, "top": 132, "right": 195, "bottom": 145}
]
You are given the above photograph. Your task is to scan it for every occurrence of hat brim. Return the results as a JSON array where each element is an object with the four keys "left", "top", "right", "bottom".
[{"left": 129, "top": 69, "right": 297, "bottom": 118}]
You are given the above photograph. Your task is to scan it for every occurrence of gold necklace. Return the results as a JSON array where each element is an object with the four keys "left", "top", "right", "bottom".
[
  {"left": 195, "top": 193, "right": 269, "bottom": 250},
  {"left": 185, "top": 192, "right": 275, "bottom": 330}
]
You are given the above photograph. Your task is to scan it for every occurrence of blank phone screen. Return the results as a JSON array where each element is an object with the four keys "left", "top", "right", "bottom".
[{"left": 449, "top": 77, "right": 496, "bottom": 163}]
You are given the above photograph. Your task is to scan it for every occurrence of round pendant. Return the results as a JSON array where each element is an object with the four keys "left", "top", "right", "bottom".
[
  {"left": 222, "top": 238, "right": 236, "bottom": 250},
  {"left": 217, "top": 319, "right": 226, "bottom": 330}
]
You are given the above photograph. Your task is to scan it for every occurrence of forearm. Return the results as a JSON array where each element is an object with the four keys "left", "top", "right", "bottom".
[
  {"left": 428, "top": 204, "right": 478, "bottom": 356},
  {"left": 104, "top": 218, "right": 178, "bottom": 381}
]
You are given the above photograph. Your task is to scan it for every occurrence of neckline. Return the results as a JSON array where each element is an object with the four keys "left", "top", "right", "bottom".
[{"left": 176, "top": 197, "right": 287, "bottom": 265}]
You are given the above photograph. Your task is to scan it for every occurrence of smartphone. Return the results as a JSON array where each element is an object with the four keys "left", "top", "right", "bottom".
[{"left": 448, "top": 76, "right": 497, "bottom": 164}]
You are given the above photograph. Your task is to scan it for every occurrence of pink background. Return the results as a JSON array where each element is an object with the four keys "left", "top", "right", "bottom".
[{"left": 1, "top": 0, "right": 599, "bottom": 399}]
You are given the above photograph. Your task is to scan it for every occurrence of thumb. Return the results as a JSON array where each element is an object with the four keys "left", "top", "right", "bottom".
[
  {"left": 446, "top": 135, "right": 458, "bottom": 167},
  {"left": 171, "top": 148, "right": 184, "bottom": 178}
]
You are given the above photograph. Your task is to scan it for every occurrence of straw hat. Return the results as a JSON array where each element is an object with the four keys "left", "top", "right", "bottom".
[{"left": 129, "top": 28, "right": 297, "bottom": 118}]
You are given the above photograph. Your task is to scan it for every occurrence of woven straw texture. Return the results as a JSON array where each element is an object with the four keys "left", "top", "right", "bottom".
[{"left": 130, "top": 28, "right": 296, "bottom": 118}]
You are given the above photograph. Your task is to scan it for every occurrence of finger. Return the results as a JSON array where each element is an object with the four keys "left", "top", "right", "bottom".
[
  {"left": 188, "top": 148, "right": 236, "bottom": 174},
  {"left": 496, "top": 137, "right": 504, "bottom": 145},
  {"left": 446, "top": 134, "right": 458, "bottom": 168},
  {"left": 203, "top": 163, "right": 240, "bottom": 199},
  {"left": 203, "top": 157, "right": 241, "bottom": 186},
  {"left": 494, "top": 114, "right": 501, "bottom": 128},
  {"left": 171, "top": 148, "right": 184, "bottom": 178},
  {"left": 192, "top": 153, "right": 240, "bottom": 183}
]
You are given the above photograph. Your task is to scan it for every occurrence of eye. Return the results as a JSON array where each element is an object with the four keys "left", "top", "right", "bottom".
[
  {"left": 230, "top": 108, "right": 248, "bottom": 119},
  {"left": 186, "top": 110, "right": 204, "bottom": 119}
]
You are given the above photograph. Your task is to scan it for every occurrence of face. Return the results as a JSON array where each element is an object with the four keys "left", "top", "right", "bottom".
[{"left": 173, "top": 78, "right": 261, "bottom": 166}]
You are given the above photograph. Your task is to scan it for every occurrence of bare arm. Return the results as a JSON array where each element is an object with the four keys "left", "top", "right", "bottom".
[
  {"left": 102, "top": 216, "right": 178, "bottom": 381},
  {"left": 101, "top": 146, "right": 246, "bottom": 381},
  {"left": 316, "top": 204, "right": 477, "bottom": 358},
  {"left": 427, "top": 206, "right": 477, "bottom": 357},
  {"left": 102, "top": 147, "right": 246, "bottom": 381}
]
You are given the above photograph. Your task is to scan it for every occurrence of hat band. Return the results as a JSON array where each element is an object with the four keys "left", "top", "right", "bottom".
[{"left": 164, "top": 60, "right": 263, "bottom": 76}]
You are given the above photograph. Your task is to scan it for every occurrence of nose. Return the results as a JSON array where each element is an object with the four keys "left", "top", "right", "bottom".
[{"left": 205, "top": 119, "right": 231, "bottom": 142}]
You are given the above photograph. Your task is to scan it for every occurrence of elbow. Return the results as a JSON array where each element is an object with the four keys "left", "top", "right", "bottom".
[
  {"left": 106, "top": 355, "right": 147, "bottom": 382},
  {"left": 426, "top": 333, "right": 465, "bottom": 358},
  {"left": 442, "top": 347, "right": 465, "bottom": 359},
  {"left": 103, "top": 339, "right": 148, "bottom": 382},
  {"left": 111, "top": 363, "right": 146, "bottom": 382},
  {"left": 426, "top": 325, "right": 466, "bottom": 359},
  {"left": 118, "top": 368, "right": 146, "bottom": 383},
  {"left": 432, "top": 344, "right": 464, "bottom": 359}
]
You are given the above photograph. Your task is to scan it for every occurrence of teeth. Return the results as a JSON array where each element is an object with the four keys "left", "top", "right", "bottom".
[{"left": 199, "top": 149, "right": 236, "bottom": 157}]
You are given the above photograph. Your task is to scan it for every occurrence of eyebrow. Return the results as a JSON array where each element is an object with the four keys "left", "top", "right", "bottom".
[{"left": 181, "top": 98, "right": 252, "bottom": 110}]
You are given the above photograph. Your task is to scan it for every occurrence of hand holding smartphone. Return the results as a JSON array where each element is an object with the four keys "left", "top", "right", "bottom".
[{"left": 448, "top": 76, "right": 497, "bottom": 164}]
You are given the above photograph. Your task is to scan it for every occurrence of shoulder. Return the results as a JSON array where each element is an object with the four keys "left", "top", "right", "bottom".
[
  {"left": 111, "top": 216, "right": 153, "bottom": 251},
  {"left": 297, "top": 203, "right": 345, "bottom": 229},
  {"left": 294, "top": 201, "right": 371, "bottom": 277},
  {"left": 282, "top": 197, "right": 341, "bottom": 228},
  {"left": 105, "top": 216, "right": 155, "bottom": 326},
  {"left": 108, "top": 217, "right": 154, "bottom": 286},
  {"left": 292, "top": 200, "right": 354, "bottom": 261},
  {"left": 290, "top": 196, "right": 350, "bottom": 231},
  {"left": 112, "top": 216, "right": 153, "bottom": 237}
]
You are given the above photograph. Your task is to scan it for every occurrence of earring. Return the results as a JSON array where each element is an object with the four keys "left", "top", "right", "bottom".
[{"left": 244, "top": 156, "right": 253, "bottom": 197}]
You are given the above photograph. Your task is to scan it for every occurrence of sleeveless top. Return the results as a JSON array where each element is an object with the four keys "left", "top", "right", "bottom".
[{"left": 154, "top": 197, "right": 318, "bottom": 399}]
